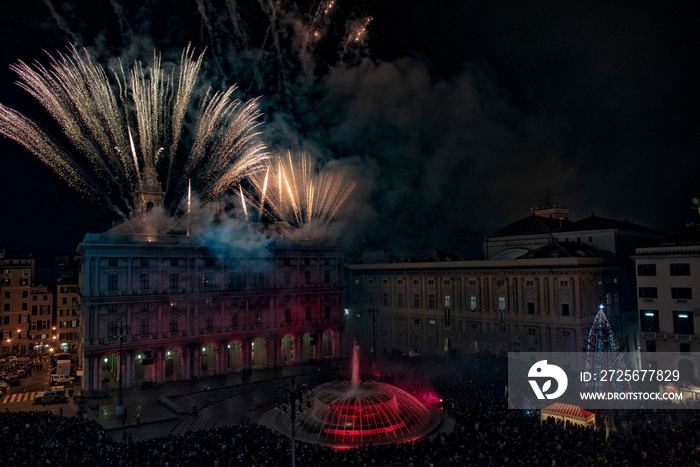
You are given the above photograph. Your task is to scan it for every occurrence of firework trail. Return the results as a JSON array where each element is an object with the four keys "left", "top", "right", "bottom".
[
  {"left": 243, "top": 151, "right": 358, "bottom": 228},
  {"left": 0, "top": 44, "right": 268, "bottom": 217}
]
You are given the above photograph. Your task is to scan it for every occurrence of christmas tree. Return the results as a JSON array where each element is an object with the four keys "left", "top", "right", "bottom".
[{"left": 584, "top": 304, "right": 631, "bottom": 393}]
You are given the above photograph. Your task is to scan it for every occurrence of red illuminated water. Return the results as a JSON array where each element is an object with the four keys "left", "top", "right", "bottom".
[{"left": 275, "top": 344, "right": 439, "bottom": 447}]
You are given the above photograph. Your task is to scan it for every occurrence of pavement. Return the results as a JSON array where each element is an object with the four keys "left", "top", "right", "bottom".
[
  {"left": 73, "top": 359, "right": 347, "bottom": 441},
  {"left": 60, "top": 353, "right": 457, "bottom": 443}
]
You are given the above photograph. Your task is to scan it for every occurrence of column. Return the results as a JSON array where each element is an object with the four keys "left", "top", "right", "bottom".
[{"left": 126, "top": 352, "right": 133, "bottom": 388}]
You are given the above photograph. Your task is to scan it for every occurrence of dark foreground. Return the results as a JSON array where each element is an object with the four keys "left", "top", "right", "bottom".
[{"left": 2, "top": 354, "right": 699, "bottom": 466}]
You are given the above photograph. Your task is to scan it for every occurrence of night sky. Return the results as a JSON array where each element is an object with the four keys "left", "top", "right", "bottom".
[{"left": 0, "top": 0, "right": 698, "bottom": 261}]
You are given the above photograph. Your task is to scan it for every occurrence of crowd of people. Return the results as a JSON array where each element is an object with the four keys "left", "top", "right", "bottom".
[{"left": 1, "top": 354, "right": 699, "bottom": 466}]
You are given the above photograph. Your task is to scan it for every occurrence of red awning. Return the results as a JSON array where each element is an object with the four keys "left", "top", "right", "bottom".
[{"left": 541, "top": 403, "right": 594, "bottom": 421}]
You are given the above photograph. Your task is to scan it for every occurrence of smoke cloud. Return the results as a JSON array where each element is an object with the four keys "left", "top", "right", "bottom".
[{"left": 2, "top": 1, "right": 697, "bottom": 260}]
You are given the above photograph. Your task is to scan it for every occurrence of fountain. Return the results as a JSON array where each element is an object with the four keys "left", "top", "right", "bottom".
[{"left": 269, "top": 344, "right": 442, "bottom": 448}]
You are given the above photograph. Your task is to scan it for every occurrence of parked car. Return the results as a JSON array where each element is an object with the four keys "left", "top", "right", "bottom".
[
  {"left": 35, "top": 387, "right": 67, "bottom": 404},
  {"left": 50, "top": 374, "right": 75, "bottom": 385}
]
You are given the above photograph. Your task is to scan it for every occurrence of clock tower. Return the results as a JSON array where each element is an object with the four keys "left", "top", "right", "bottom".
[{"left": 135, "top": 167, "right": 164, "bottom": 214}]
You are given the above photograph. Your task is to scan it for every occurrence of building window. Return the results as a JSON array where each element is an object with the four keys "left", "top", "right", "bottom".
[
  {"left": 673, "top": 312, "right": 694, "bottom": 335},
  {"left": 325, "top": 305, "right": 331, "bottom": 319},
  {"left": 140, "top": 258, "right": 150, "bottom": 267},
  {"left": 671, "top": 288, "right": 692, "bottom": 300},
  {"left": 638, "top": 287, "right": 658, "bottom": 299},
  {"left": 640, "top": 310, "right": 659, "bottom": 332},
  {"left": 670, "top": 263, "right": 690, "bottom": 276},
  {"left": 428, "top": 279, "right": 435, "bottom": 285},
  {"left": 107, "top": 304, "right": 118, "bottom": 314},
  {"left": 397, "top": 293, "right": 404, "bottom": 307},
  {"left": 108, "top": 258, "right": 118, "bottom": 267},
  {"left": 637, "top": 264, "right": 656, "bottom": 276},
  {"left": 231, "top": 313, "right": 239, "bottom": 327},
  {"left": 527, "top": 302, "right": 535, "bottom": 315},
  {"left": 253, "top": 272, "right": 265, "bottom": 287},
  {"left": 169, "top": 301, "right": 177, "bottom": 310},
  {"left": 108, "top": 274, "right": 119, "bottom": 292},
  {"left": 108, "top": 321, "right": 117, "bottom": 337},
  {"left": 498, "top": 296, "right": 506, "bottom": 312},
  {"left": 140, "top": 318, "right": 149, "bottom": 335},
  {"left": 140, "top": 273, "right": 150, "bottom": 290},
  {"left": 169, "top": 316, "right": 178, "bottom": 332},
  {"left": 324, "top": 270, "right": 330, "bottom": 284},
  {"left": 428, "top": 319, "right": 436, "bottom": 325},
  {"left": 304, "top": 271, "right": 311, "bottom": 285},
  {"left": 413, "top": 294, "right": 420, "bottom": 308},
  {"left": 561, "top": 303, "right": 570, "bottom": 316},
  {"left": 497, "top": 280, "right": 504, "bottom": 287},
  {"left": 470, "top": 296, "right": 477, "bottom": 311},
  {"left": 205, "top": 315, "right": 214, "bottom": 329},
  {"left": 284, "top": 271, "right": 291, "bottom": 285},
  {"left": 444, "top": 295, "right": 451, "bottom": 308},
  {"left": 170, "top": 258, "right": 179, "bottom": 266},
  {"left": 284, "top": 309, "right": 292, "bottom": 322},
  {"left": 413, "top": 279, "right": 419, "bottom": 285},
  {"left": 397, "top": 279, "right": 403, "bottom": 285},
  {"left": 170, "top": 273, "right": 179, "bottom": 290},
  {"left": 526, "top": 280, "right": 534, "bottom": 287},
  {"left": 429, "top": 294, "right": 435, "bottom": 309},
  {"left": 559, "top": 280, "right": 568, "bottom": 287},
  {"left": 383, "top": 293, "right": 389, "bottom": 306}
]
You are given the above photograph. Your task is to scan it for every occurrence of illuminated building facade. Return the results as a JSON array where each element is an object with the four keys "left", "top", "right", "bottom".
[
  {"left": 0, "top": 252, "right": 35, "bottom": 354},
  {"left": 56, "top": 280, "right": 81, "bottom": 353},
  {"left": 346, "top": 213, "right": 665, "bottom": 357},
  {"left": 633, "top": 224, "right": 700, "bottom": 353},
  {"left": 77, "top": 229, "right": 346, "bottom": 392},
  {"left": 347, "top": 250, "right": 620, "bottom": 355},
  {"left": 28, "top": 286, "right": 55, "bottom": 352}
]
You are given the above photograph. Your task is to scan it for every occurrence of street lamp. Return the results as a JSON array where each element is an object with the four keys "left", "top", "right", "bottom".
[
  {"left": 274, "top": 376, "right": 313, "bottom": 467},
  {"left": 367, "top": 306, "right": 379, "bottom": 361},
  {"left": 114, "top": 321, "right": 130, "bottom": 424}
]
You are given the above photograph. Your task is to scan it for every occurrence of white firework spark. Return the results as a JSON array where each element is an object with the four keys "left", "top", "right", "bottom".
[
  {"left": 244, "top": 151, "right": 358, "bottom": 228},
  {"left": 0, "top": 44, "right": 268, "bottom": 217}
]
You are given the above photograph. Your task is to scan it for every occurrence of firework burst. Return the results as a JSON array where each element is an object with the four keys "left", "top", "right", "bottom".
[
  {"left": 0, "top": 44, "right": 268, "bottom": 217},
  {"left": 243, "top": 151, "right": 358, "bottom": 229}
]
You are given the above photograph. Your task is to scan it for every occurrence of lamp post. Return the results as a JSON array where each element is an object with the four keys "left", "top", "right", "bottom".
[
  {"left": 274, "top": 376, "right": 313, "bottom": 467},
  {"left": 367, "top": 306, "right": 379, "bottom": 361},
  {"left": 114, "top": 321, "right": 130, "bottom": 425}
]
